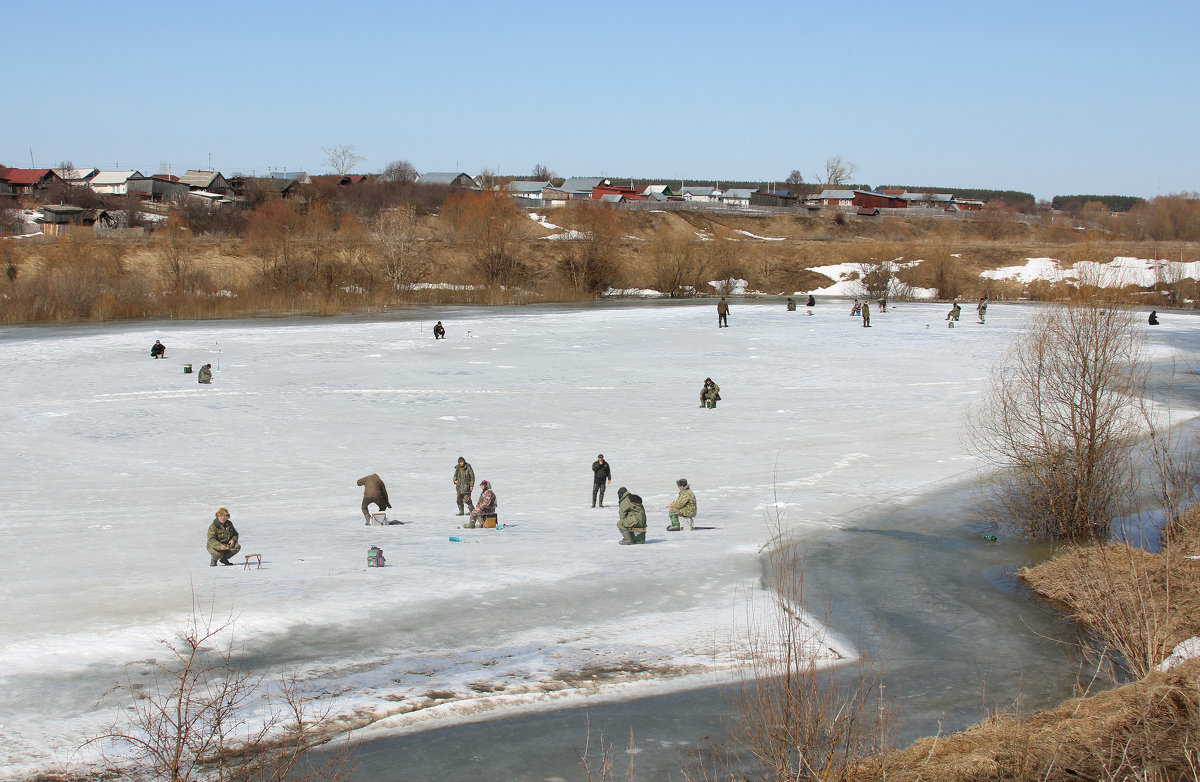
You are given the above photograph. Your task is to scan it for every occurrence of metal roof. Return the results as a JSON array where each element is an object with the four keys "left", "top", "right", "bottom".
[
  {"left": 507, "top": 180, "right": 550, "bottom": 193},
  {"left": 91, "top": 170, "right": 142, "bottom": 186}
]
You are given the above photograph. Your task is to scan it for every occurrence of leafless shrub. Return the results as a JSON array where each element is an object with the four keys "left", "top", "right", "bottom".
[
  {"left": 83, "top": 599, "right": 355, "bottom": 782},
  {"left": 968, "top": 300, "right": 1146, "bottom": 541},
  {"left": 728, "top": 500, "right": 890, "bottom": 781},
  {"left": 648, "top": 237, "right": 710, "bottom": 297}
]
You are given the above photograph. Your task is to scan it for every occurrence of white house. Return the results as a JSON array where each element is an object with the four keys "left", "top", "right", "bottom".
[
  {"left": 507, "top": 180, "right": 550, "bottom": 204},
  {"left": 681, "top": 186, "right": 721, "bottom": 203},
  {"left": 721, "top": 188, "right": 755, "bottom": 207},
  {"left": 90, "top": 170, "right": 143, "bottom": 196}
]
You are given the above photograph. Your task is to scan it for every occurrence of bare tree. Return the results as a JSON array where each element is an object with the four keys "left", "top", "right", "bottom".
[
  {"left": 822, "top": 156, "right": 857, "bottom": 186},
  {"left": 378, "top": 159, "right": 417, "bottom": 186},
  {"left": 531, "top": 163, "right": 555, "bottom": 181},
  {"left": 441, "top": 191, "right": 531, "bottom": 284},
  {"left": 374, "top": 205, "right": 429, "bottom": 288},
  {"left": 321, "top": 145, "right": 363, "bottom": 177},
  {"left": 785, "top": 169, "right": 805, "bottom": 188},
  {"left": 157, "top": 214, "right": 193, "bottom": 293},
  {"left": 968, "top": 300, "right": 1146, "bottom": 541},
  {"left": 556, "top": 201, "right": 619, "bottom": 294}
]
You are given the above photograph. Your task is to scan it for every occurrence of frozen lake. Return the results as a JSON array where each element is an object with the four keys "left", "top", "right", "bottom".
[{"left": 1, "top": 299, "right": 1194, "bottom": 779}]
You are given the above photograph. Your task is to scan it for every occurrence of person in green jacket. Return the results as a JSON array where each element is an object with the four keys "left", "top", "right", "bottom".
[
  {"left": 206, "top": 507, "right": 240, "bottom": 566},
  {"left": 453, "top": 456, "right": 475, "bottom": 516},
  {"left": 700, "top": 378, "right": 720, "bottom": 408},
  {"left": 616, "top": 487, "right": 647, "bottom": 545},
  {"left": 666, "top": 478, "right": 697, "bottom": 531}
]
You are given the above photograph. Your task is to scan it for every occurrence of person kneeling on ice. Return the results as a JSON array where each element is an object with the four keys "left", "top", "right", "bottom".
[
  {"left": 666, "top": 478, "right": 697, "bottom": 531},
  {"left": 150, "top": 339, "right": 166, "bottom": 358},
  {"left": 207, "top": 507, "right": 241, "bottom": 566},
  {"left": 464, "top": 480, "right": 497, "bottom": 528},
  {"left": 198, "top": 363, "right": 213, "bottom": 384},
  {"left": 946, "top": 302, "right": 961, "bottom": 322},
  {"left": 616, "top": 487, "right": 647, "bottom": 545}
]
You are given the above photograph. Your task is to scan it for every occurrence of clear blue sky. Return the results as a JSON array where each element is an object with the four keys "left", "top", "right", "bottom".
[{"left": 6, "top": 1, "right": 1197, "bottom": 201}]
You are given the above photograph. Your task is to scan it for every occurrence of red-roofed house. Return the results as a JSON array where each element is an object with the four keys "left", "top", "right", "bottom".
[{"left": 0, "top": 167, "right": 64, "bottom": 195}]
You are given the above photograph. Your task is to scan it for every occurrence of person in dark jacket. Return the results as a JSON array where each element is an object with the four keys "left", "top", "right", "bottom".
[
  {"left": 206, "top": 507, "right": 240, "bottom": 566},
  {"left": 616, "top": 487, "right": 647, "bottom": 545},
  {"left": 197, "top": 364, "right": 213, "bottom": 384},
  {"left": 434, "top": 321, "right": 446, "bottom": 339},
  {"left": 717, "top": 297, "right": 729, "bottom": 327},
  {"left": 1149, "top": 310, "right": 1159, "bottom": 325},
  {"left": 150, "top": 340, "right": 166, "bottom": 358},
  {"left": 807, "top": 295, "right": 816, "bottom": 307},
  {"left": 464, "top": 480, "right": 497, "bottom": 528},
  {"left": 591, "top": 454, "right": 611, "bottom": 508},
  {"left": 453, "top": 457, "right": 475, "bottom": 515},
  {"left": 357, "top": 473, "right": 392, "bottom": 523}
]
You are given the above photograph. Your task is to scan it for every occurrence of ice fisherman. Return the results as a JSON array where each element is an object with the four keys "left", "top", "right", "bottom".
[
  {"left": 700, "top": 377, "right": 720, "bottom": 409},
  {"left": 464, "top": 479, "right": 497, "bottom": 528},
  {"left": 878, "top": 298, "right": 887, "bottom": 313},
  {"left": 977, "top": 296, "right": 988, "bottom": 324},
  {"left": 591, "top": 454, "right": 611, "bottom": 508},
  {"left": 357, "top": 473, "right": 392, "bottom": 523},
  {"left": 786, "top": 297, "right": 796, "bottom": 311},
  {"left": 150, "top": 340, "right": 166, "bottom": 359},
  {"left": 1149, "top": 310, "right": 1159, "bottom": 325},
  {"left": 197, "top": 363, "right": 213, "bottom": 384},
  {"left": 850, "top": 299, "right": 862, "bottom": 316},
  {"left": 206, "top": 507, "right": 241, "bottom": 566},
  {"left": 717, "top": 297, "right": 729, "bottom": 328},
  {"left": 434, "top": 321, "right": 446, "bottom": 339},
  {"left": 453, "top": 456, "right": 475, "bottom": 516},
  {"left": 616, "top": 487, "right": 647, "bottom": 545},
  {"left": 947, "top": 303, "right": 961, "bottom": 322},
  {"left": 666, "top": 479, "right": 697, "bottom": 532},
  {"left": 807, "top": 295, "right": 816, "bottom": 308},
  {"left": 861, "top": 301, "right": 871, "bottom": 328}
]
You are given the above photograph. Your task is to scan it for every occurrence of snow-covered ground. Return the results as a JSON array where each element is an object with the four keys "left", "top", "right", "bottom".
[{"left": 0, "top": 300, "right": 1191, "bottom": 779}]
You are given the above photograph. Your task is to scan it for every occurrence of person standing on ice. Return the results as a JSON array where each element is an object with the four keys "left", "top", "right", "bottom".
[
  {"left": 453, "top": 456, "right": 475, "bottom": 516},
  {"left": 860, "top": 301, "right": 871, "bottom": 328},
  {"left": 616, "top": 487, "right": 646, "bottom": 544},
  {"left": 206, "top": 507, "right": 240, "bottom": 566},
  {"left": 197, "top": 363, "right": 213, "bottom": 383},
  {"left": 976, "top": 296, "right": 988, "bottom": 324},
  {"left": 591, "top": 454, "right": 611, "bottom": 508},
  {"left": 666, "top": 478, "right": 697, "bottom": 531},
  {"left": 357, "top": 473, "right": 392, "bottom": 523},
  {"left": 464, "top": 479, "right": 497, "bottom": 528},
  {"left": 700, "top": 377, "right": 720, "bottom": 408},
  {"left": 434, "top": 321, "right": 446, "bottom": 339},
  {"left": 150, "top": 339, "right": 166, "bottom": 358},
  {"left": 717, "top": 297, "right": 729, "bottom": 328}
]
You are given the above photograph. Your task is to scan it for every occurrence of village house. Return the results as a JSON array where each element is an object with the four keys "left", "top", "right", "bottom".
[
  {"left": 592, "top": 184, "right": 646, "bottom": 202},
  {"left": 750, "top": 189, "right": 798, "bottom": 208},
  {"left": 178, "top": 170, "right": 233, "bottom": 196},
  {"left": 557, "top": 177, "right": 610, "bottom": 199},
  {"left": 37, "top": 204, "right": 120, "bottom": 235},
  {"left": 507, "top": 180, "right": 550, "bottom": 206},
  {"left": 89, "top": 170, "right": 143, "bottom": 196},
  {"left": 721, "top": 188, "right": 755, "bottom": 207},
  {"left": 418, "top": 172, "right": 481, "bottom": 189},
  {"left": 680, "top": 185, "right": 721, "bottom": 203},
  {"left": 0, "top": 167, "right": 65, "bottom": 196},
  {"left": 127, "top": 175, "right": 191, "bottom": 203}
]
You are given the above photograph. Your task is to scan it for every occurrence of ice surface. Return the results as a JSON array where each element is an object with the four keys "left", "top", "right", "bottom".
[{"left": 0, "top": 301, "right": 1190, "bottom": 778}]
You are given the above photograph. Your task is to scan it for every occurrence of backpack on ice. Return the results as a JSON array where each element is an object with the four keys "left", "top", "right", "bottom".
[{"left": 367, "top": 546, "right": 385, "bottom": 567}]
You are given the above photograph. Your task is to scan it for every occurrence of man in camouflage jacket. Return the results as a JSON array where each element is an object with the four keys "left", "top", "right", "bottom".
[
  {"left": 453, "top": 457, "right": 475, "bottom": 515},
  {"left": 666, "top": 479, "right": 697, "bottom": 531},
  {"left": 616, "top": 487, "right": 647, "bottom": 545}
]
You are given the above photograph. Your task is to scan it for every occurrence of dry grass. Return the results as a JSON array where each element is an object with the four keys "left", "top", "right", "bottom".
[{"left": 4, "top": 210, "right": 1197, "bottom": 323}]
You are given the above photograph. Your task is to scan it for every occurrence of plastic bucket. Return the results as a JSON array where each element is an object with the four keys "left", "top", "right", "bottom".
[{"left": 183, "top": 364, "right": 193, "bottom": 373}]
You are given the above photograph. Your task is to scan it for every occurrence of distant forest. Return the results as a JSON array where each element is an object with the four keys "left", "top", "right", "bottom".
[{"left": 1051, "top": 194, "right": 1147, "bottom": 214}]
